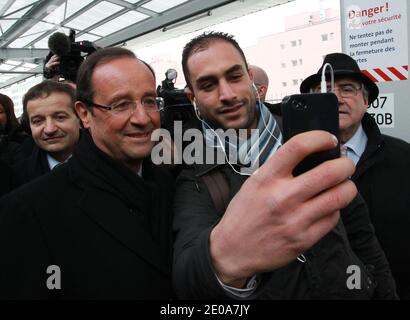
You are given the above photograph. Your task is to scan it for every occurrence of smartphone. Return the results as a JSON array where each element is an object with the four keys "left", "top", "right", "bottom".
[{"left": 281, "top": 93, "right": 340, "bottom": 176}]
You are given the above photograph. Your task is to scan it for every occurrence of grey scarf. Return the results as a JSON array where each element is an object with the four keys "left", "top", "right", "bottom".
[{"left": 203, "top": 102, "right": 282, "bottom": 174}]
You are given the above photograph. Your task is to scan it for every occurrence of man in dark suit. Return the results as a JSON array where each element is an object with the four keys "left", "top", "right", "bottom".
[
  {"left": 0, "top": 47, "right": 174, "bottom": 299},
  {"left": 300, "top": 52, "right": 410, "bottom": 299},
  {"left": 12, "top": 80, "right": 81, "bottom": 188}
]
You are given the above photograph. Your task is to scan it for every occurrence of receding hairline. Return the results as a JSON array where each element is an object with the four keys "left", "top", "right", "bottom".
[
  {"left": 249, "top": 65, "right": 269, "bottom": 86},
  {"left": 89, "top": 55, "right": 156, "bottom": 94}
]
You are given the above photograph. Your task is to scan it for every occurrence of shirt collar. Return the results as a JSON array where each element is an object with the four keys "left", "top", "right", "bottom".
[
  {"left": 345, "top": 124, "right": 368, "bottom": 159},
  {"left": 46, "top": 153, "right": 61, "bottom": 170}
]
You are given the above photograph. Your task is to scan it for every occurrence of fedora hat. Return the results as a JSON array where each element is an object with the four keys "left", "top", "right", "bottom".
[{"left": 300, "top": 53, "right": 379, "bottom": 104}]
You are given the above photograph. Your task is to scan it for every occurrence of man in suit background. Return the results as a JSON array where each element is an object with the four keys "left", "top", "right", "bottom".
[
  {"left": 300, "top": 52, "right": 410, "bottom": 299},
  {"left": 12, "top": 80, "right": 80, "bottom": 188}
]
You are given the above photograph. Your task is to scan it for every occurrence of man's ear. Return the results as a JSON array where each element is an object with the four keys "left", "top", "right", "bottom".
[
  {"left": 362, "top": 94, "right": 369, "bottom": 109},
  {"left": 248, "top": 66, "right": 256, "bottom": 82},
  {"left": 259, "top": 84, "right": 268, "bottom": 96},
  {"left": 75, "top": 101, "right": 91, "bottom": 129}
]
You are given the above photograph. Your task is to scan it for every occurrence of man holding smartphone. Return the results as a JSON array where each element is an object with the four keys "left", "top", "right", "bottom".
[
  {"left": 301, "top": 53, "right": 410, "bottom": 299},
  {"left": 172, "top": 32, "right": 397, "bottom": 299}
]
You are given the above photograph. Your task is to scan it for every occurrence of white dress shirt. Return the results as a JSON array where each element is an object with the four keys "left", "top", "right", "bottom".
[{"left": 344, "top": 124, "right": 368, "bottom": 166}]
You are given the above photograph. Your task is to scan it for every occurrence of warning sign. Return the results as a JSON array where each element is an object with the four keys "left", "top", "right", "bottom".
[
  {"left": 343, "top": 0, "right": 408, "bottom": 82},
  {"left": 367, "top": 93, "right": 395, "bottom": 128}
]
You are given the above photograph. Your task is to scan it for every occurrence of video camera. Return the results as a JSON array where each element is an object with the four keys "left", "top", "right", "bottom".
[
  {"left": 157, "top": 69, "right": 201, "bottom": 137},
  {"left": 44, "top": 29, "right": 97, "bottom": 83}
]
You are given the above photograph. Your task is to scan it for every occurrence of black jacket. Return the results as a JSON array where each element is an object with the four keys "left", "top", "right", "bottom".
[
  {"left": 12, "top": 144, "right": 51, "bottom": 188},
  {"left": 0, "top": 135, "right": 26, "bottom": 167},
  {"left": 173, "top": 146, "right": 397, "bottom": 299},
  {"left": 0, "top": 136, "right": 26, "bottom": 198},
  {"left": 0, "top": 131, "right": 174, "bottom": 299},
  {"left": 0, "top": 160, "right": 13, "bottom": 198},
  {"left": 353, "top": 113, "right": 410, "bottom": 299}
]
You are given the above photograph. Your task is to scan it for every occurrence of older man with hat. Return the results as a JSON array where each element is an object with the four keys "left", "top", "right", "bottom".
[{"left": 301, "top": 52, "right": 410, "bottom": 299}]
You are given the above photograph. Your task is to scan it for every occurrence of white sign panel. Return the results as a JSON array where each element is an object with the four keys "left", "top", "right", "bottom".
[
  {"left": 343, "top": 0, "right": 408, "bottom": 82},
  {"left": 367, "top": 93, "right": 395, "bottom": 128}
]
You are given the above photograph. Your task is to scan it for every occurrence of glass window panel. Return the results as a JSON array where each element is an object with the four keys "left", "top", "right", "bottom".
[
  {"left": 90, "top": 11, "right": 148, "bottom": 37},
  {"left": 0, "top": 64, "right": 16, "bottom": 71},
  {"left": 43, "top": 3, "right": 66, "bottom": 24},
  {"left": 5, "top": 60, "right": 20, "bottom": 66},
  {"left": 13, "top": 66, "right": 31, "bottom": 72},
  {"left": 4, "top": 0, "right": 35, "bottom": 16},
  {"left": 65, "top": 0, "right": 94, "bottom": 19},
  {"left": 8, "top": 20, "right": 53, "bottom": 47},
  {"left": 8, "top": 31, "right": 47, "bottom": 47},
  {"left": 21, "top": 21, "right": 52, "bottom": 37},
  {"left": 0, "top": 19, "right": 17, "bottom": 32},
  {"left": 4, "top": 4, "right": 32, "bottom": 18},
  {"left": 0, "top": 20, "right": 16, "bottom": 34},
  {"left": 31, "top": 38, "right": 48, "bottom": 48},
  {"left": 0, "top": 75, "right": 15, "bottom": 81},
  {"left": 23, "top": 62, "right": 38, "bottom": 69},
  {"left": 142, "top": 0, "right": 189, "bottom": 13},
  {"left": 0, "top": 0, "right": 9, "bottom": 9},
  {"left": 64, "top": 2, "right": 123, "bottom": 31},
  {"left": 75, "top": 33, "right": 101, "bottom": 42},
  {"left": 1, "top": 5, "right": 33, "bottom": 33}
]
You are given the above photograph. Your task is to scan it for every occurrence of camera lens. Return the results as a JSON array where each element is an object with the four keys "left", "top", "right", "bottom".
[{"left": 292, "top": 99, "right": 307, "bottom": 110}]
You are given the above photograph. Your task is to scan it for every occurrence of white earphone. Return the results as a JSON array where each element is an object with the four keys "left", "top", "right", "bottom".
[
  {"left": 252, "top": 82, "right": 258, "bottom": 92},
  {"left": 193, "top": 98, "right": 201, "bottom": 118}
]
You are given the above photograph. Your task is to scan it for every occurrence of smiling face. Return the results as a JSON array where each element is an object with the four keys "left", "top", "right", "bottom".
[
  {"left": 312, "top": 77, "right": 368, "bottom": 143},
  {"left": 27, "top": 92, "right": 80, "bottom": 162},
  {"left": 75, "top": 56, "right": 160, "bottom": 172},
  {"left": 186, "top": 40, "right": 257, "bottom": 131}
]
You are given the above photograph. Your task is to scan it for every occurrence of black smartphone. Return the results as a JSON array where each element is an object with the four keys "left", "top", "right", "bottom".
[{"left": 281, "top": 93, "right": 340, "bottom": 176}]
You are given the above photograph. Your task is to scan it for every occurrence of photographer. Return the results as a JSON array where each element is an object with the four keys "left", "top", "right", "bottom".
[
  {"left": 156, "top": 69, "right": 200, "bottom": 176},
  {"left": 43, "top": 30, "right": 97, "bottom": 84},
  {"left": 43, "top": 53, "right": 61, "bottom": 81}
]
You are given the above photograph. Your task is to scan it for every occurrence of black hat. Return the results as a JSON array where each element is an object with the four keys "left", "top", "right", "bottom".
[{"left": 300, "top": 53, "right": 379, "bottom": 104}]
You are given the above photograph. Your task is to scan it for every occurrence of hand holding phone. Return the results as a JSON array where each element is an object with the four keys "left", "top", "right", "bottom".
[{"left": 281, "top": 93, "right": 340, "bottom": 176}]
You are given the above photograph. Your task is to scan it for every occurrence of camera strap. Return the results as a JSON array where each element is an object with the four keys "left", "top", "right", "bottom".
[{"left": 201, "top": 170, "right": 230, "bottom": 217}]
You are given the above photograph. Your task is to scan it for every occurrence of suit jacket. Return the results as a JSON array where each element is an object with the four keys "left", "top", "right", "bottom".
[
  {"left": 353, "top": 113, "right": 410, "bottom": 299},
  {"left": 12, "top": 144, "right": 51, "bottom": 189},
  {"left": 0, "top": 131, "right": 174, "bottom": 299}
]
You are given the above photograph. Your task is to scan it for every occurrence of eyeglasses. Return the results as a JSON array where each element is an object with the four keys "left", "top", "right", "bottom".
[
  {"left": 85, "top": 97, "right": 165, "bottom": 116},
  {"left": 312, "top": 83, "right": 362, "bottom": 98}
]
